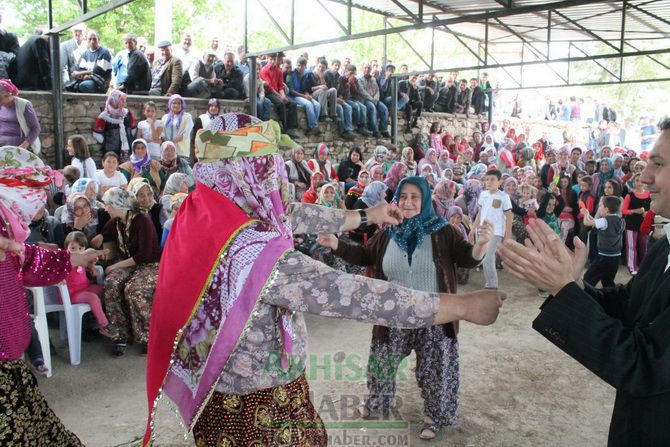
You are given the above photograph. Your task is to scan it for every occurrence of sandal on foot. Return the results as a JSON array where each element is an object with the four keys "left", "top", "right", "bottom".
[
  {"left": 99, "top": 324, "right": 120, "bottom": 340},
  {"left": 31, "top": 358, "right": 50, "bottom": 376},
  {"left": 355, "top": 404, "right": 372, "bottom": 419},
  {"left": 112, "top": 339, "right": 127, "bottom": 357},
  {"left": 419, "top": 423, "right": 441, "bottom": 440}
]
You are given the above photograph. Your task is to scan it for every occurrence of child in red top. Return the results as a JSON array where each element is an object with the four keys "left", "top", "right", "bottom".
[{"left": 64, "top": 232, "right": 118, "bottom": 339}]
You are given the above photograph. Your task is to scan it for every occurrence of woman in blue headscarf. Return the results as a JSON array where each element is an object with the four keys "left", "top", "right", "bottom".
[{"left": 318, "top": 176, "right": 494, "bottom": 441}]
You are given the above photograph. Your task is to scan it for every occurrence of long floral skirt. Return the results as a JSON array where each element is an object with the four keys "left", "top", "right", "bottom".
[
  {"left": 103, "top": 262, "right": 159, "bottom": 344},
  {"left": 193, "top": 374, "right": 327, "bottom": 447},
  {"left": 365, "top": 326, "right": 460, "bottom": 427},
  {"left": 0, "top": 359, "right": 82, "bottom": 446}
]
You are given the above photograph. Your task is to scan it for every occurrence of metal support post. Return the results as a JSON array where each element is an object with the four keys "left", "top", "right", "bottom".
[
  {"left": 49, "top": 33, "right": 65, "bottom": 167},
  {"left": 290, "top": 0, "right": 295, "bottom": 44},
  {"left": 243, "top": 0, "right": 248, "bottom": 53},
  {"left": 484, "top": 15, "right": 489, "bottom": 65},
  {"left": 383, "top": 18, "right": 388, "bottom": 68},
  {"left": 249, "top": 56, "right": 258, "bottom": 117},
  {"left": 487, "top": 89, "right": 493, "bottom": 124},
  {"left": 620, "top": 1, "right": 627, "bottom": 80},
  {"left": 391, "top": 77, "right": 398, "bottom": 145},
  {"left": 546, "top": 10, "right": 551, "bottom": 59},
  {"left": 430, "top": 18, "right": 435, "bottom": 70}
]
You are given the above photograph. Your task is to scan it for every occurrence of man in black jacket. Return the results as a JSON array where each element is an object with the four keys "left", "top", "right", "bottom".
[
  {"left": 469, "top": 78, "right": 485, "bottom": 115},
  {"left": 214, "top": 52, "right": 244, "bottom": 99},
  {"left": 0, "top": 13, "right": 19, "bottom": 55},
  {"left": 498, "top": 117, "right": 670, "bottom": 447},
  {"left": 398, "top": 74, "right": 422, "bottom": 130},
  {"left": 15, "top": 34, "right": 51, "bottom": 91},
  {"left": 433, "top": 77, "right": 457, "bottom": 113},
  {"left": 454, "top": 79, "right": 470, "bottom": 114},
  {"left": 117, "top": 33, "right": 151, "bottom": 94}
]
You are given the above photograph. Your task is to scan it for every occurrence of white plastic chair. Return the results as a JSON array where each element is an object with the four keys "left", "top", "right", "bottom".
[{"left": 27, "top": 266, "right": 104, "bottom": 370}]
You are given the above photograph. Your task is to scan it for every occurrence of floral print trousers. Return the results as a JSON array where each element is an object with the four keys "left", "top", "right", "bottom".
[
  {"left": 103, "top": 262, "right": 159, "bottom": 344},
  {"left": 364, "top": 326, "right": 460, "bottom": 427}
]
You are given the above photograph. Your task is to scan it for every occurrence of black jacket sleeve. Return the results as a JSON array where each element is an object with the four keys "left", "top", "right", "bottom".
[{"left": 533, "top": 281, "right": 670, "bottom": 397}]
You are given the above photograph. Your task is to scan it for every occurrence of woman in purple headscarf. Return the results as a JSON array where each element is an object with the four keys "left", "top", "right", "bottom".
[
  {"left": 383, "top": 161, "right": 408, "bottom": 201},
  {"left": 0, "top": 79, "right": 41, "bottom": 153},
  {"left": 119, "top": 138, "right": 165, "bottom": 195},
  {"left": 161, "top": 94, "right": 193, "bottom": 159}
]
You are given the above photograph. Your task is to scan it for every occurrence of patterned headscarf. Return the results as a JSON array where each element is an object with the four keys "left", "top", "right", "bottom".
[
  {"left": 102, "top": 186, "right": 135, "bottom": 211},
  {"left": 207, "top": 98, "right": 220, "bottom": 119},
  {"left": 193, "top": 114, "right": 292, "bottom": 239},
  {"left": 71, "top": 177, "right": 99, "bottom": 204},
  {"left": 163, "top": 172, "right": 189, "bottom": 196},
  {"left": 387, "top": 176, "right": 447, "bottom": 264},
  {"left": 0, "top": 146, "right": 60, "bottom": 242},
  {"left": 131, "top": 139, "right": 151, "bottom": 173},
  {"left": 316, "top": 182, "right": 339, "bottom": 208},
  {"left": 129, "top": 177, "right": 156, "bottom": 211},
  {"left": 384, "top": 161, "right": 406, "bottom": 193},
  {"left": 169, "top": 192, "right": 188, "bottom": 210},
  {"left": 164, "top": 95, "right": 186, "bottom": 129},
  {"left": 463, "top": 178, "right": 482, "bottom": 219},
  {"left": 61, "top": 193, "right": 99, "bottom": 237},
  {"left": 102, "top": 89, "right": 128, "bottom": 120},
  {"left": 360, "top": 181, "right": 388, "bottom": 207},
  {"left": 432, "top": 179, "right": 457, "bottom": 219},
  {"left": 0, "top": 78, "right": 19, "bottom": 96}
]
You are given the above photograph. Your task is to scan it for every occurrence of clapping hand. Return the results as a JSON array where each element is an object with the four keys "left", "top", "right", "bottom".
[
  {"left": 365, "top": 203, "right": 404, "bottom": 227},
  {"left": 498, "top": 219, "right": 587, "bottom": 296}
]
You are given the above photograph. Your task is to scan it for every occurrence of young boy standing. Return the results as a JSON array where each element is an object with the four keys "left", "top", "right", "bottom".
[
  {"left": 475, "top": 169, "right": 512, "bottom": 289},
  {"left": 582, "top": 195, "right": 626, "bottom": 287}
]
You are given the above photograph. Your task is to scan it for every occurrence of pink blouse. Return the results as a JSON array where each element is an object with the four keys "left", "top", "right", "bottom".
[{"left": 0, "top": 235, "right": 72, "bottom": 361}]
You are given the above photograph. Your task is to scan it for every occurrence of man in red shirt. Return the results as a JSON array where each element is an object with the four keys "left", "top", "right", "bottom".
[{"left": 259, "top": 52, "right": 299, "bottom": 139}]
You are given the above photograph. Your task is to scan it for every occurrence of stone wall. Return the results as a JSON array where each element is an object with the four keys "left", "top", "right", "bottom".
[{"left": 22, "top": 91, "right": 488, "bottom": 166}]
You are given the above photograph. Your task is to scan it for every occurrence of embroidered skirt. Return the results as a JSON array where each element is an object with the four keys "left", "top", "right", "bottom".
[
  {"left": 0, "top": 359, "right": 82, "bottom": 446},
  {"left": 193, "top": 374, "right": 327, "bottom": 447}
]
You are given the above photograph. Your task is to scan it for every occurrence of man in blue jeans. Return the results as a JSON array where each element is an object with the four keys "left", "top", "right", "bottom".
[
  {"left": 70, "top": 30, "right": 112, "bottom": 93},
  {"left": 285, "top": 57, "right": 321, "bottom": 136},
  {"left": 357, "top": 63, "right": 390, "bottom": 138}
]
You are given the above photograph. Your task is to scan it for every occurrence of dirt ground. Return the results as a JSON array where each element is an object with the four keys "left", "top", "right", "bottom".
[{"left": 38, "top": 266, "right": 628, "bottom": 446}]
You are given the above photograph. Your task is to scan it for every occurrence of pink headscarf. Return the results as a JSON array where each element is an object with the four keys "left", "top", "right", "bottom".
[
  {"left": 0, "top": 78, "right": 19, "bottom": 96},
  {"left": 384, "top": 161, "right": 407, "bottom": 193},
  {"left": 103, "top": 89, "right": 128, "bottom": 120}
]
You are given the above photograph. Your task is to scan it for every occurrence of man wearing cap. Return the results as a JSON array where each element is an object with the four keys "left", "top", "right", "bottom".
[
  {"left": 114, "top": 33, "right": 151, "bottom": 94},
  {"left": 149, "top": 40, "right": 183, "bottom": 97},
  {"left": 213, "top": 51, "right": 244, "bottom": 99},
  {"left": 59, "top": 23, "right": 85, "bottom": 83},
  {"left": 184, "top": 49, "right": 221, "bottom": 98}
]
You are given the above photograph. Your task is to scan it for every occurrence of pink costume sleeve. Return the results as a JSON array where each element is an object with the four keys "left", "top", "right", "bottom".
[{"left": 21, "top": 243, "right": 72, "bottom": 287}]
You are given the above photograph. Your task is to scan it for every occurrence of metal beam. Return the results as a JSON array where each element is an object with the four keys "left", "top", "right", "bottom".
[
  {"left": 441, "top": 24, "right": 484, "bottom": 63},
  {"left": 49, "top": 33, "right": 65, "bottom": 168},
  {"left": 569, "top": 42, "right": 620, "bottom": 80},
  {"left": 389, "top": 0, "right": 419, "bottom": 22},
  {"left": 347, "top": 0, "right": 352, "bottom": 35},
  {"left": 627, "top": 2, "right": 670, "bottom": 27},
  {"left": 316, "top": 0, "right": 349, "bottom": 35},
  {"left": 493, "top": 17, "right": 569, "bottom": 84},
  {"left": 551, "top": 9, "right": 620, "bottom": 53},
  {"left": 393, "top": 47, "right": 670, "bottom": 78},
  {"left": 47, "top": 0, "right": 136, "bottom": 34},
  {"left": 290, "top": 0, "right": 295, "bottom": 44},
  {"left": 384, "top": 19, "right": 435, "bottom": 67},
  {"left": 246, "top": 0, "right": 607, "bottom": 56},
  {"left": 624, "top": 41, "right": 670, "bottom": 71},
  {"left": 255, "top": 0, "right": 292, "bottom": 45},
  {"left": 494, "top": 77, "right": 670, "bottom": 90},
  {"left": 243, "top": 0, "right": 248, "bottom": 53},
  {"left": 620, "top": 1, "right": 626, "bottom": 79},
  {"left": 249, "top": 56, "right": 258, "bottom": 117}
]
